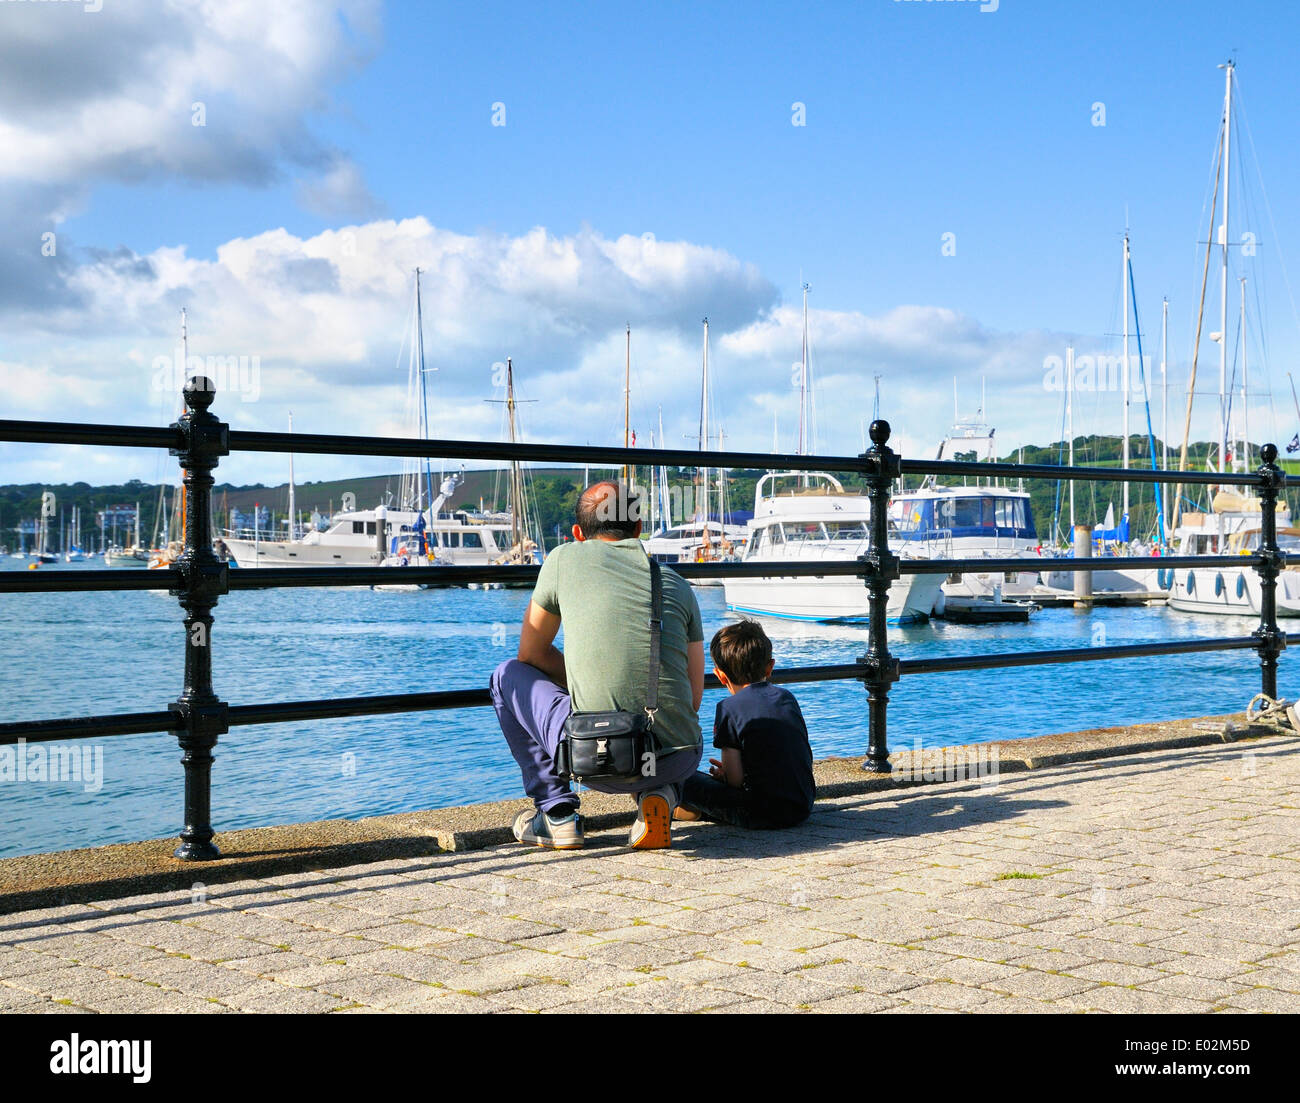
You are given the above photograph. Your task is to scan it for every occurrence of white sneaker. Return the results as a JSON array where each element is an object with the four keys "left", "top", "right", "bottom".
[
  {"left": 512, "top": 808, "right": 584, "bottom": 850},
  {"left": 629, "top": 787, "right": 674, "bottom": 849}
]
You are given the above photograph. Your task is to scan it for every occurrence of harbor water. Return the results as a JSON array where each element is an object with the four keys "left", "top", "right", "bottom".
[{"left": 0, "top": 556, "right": 1290, "bottom": 858}]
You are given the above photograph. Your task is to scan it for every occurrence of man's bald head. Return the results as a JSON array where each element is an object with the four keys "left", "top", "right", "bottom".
[{"left": 575, "top": 480, "right": 642, "bottom": 540}]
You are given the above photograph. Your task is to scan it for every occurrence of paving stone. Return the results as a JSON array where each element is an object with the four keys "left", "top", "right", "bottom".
[
  {"left": 702, "top": 967, "right": 851, "bottom": 1005},
  {"left": 1062, "top": 986, "right": 1215, "bottom": 1015},
  {"left": 1217, "top": 986, "right": 1300, "bottom": 1013},
  {"left": 894, "top": 981, "right": 1000, "bottom": 1010},
  {"left": 1066, "top": 961, "right": 1175, "bottom": 986},
  {"left": 1137, "top": 973, "right": 1255, "bottom": 1003},
  {"left": 807, "top": 991, "right": 904, "bottom": 1013}
]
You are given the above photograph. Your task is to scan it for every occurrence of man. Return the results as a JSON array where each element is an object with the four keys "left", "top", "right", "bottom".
[{"left": 490, "top": 481, "right": 704, "bottom": 850}]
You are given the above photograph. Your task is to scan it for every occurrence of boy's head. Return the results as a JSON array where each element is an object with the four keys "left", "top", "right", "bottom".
[{"left": 711, "top": 619, "right": 775, "bottom": 692}]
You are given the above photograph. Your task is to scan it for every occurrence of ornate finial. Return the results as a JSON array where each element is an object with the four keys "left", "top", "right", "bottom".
[
  {"left": 1262, "top": 443, "right": 1278, "bottom": 465},
  {"left": 868, "top": 419, "right": 891, "bottom": 446},
  {"left": 184, "top": 376, "right": 216, "bottom": 409}
]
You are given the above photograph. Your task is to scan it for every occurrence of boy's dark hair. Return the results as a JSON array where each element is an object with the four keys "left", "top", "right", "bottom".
[
  {"left": 711, "top": 619, "right": 773, "bottom": 686},
  {"left": 576, "top": 480, "right": 642, "bottom": 539}
]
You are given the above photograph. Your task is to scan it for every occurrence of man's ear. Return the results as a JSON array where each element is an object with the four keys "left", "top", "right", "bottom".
[
  {"left": 764, "top": 659, "right": 776, "bottom": 679},
  {"left": 714, "top": 666, "right": 731, "bottom": 691},
  {"left": 633, "top": 520, "right": 643, "bottom": 538},
  {"left": 572, "top": 523, "right": 585, "bottom": 542}
]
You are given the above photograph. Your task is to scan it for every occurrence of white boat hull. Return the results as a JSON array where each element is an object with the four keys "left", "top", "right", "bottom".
[
  {"left": 224, "top": 538, "right": 498, "bottom": 569},
  {"left": 723, "top": 572, "right": 945, "bottom": 624},
  {"left": 1042, "top": 564, "right": 1161, "bottom": 593},
  {"left": 942, "top": 567, "right": 1041, "bottom": 600},
  {"left": 1167, "top": 566, "right": 1300, "bottom": 617}
]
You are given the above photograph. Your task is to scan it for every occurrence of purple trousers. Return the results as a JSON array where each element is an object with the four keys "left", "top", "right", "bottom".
[{"left": 490, "top": 659, "right": 700, "bottom": 814}]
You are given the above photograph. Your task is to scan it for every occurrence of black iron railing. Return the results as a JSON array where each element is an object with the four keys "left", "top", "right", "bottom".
[{"left": 0, "top": 379, "right": 1290, "bottom": 859}]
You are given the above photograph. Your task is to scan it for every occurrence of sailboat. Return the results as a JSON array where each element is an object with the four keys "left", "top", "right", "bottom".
[
  {"left": 29, "top": 496, "right": 57, "bottom": 565},
  {"left": 228, "top": 270, "right": 518, "bottom": 572},
  {"left": 484, "top": 357, "right": 544, "bottom": 581},
  {"left": 1165, "top": 61, "right": 1300, "bottom": 615},
  {"left": 1038, "top": 234, "right": 1167, "bottom": 600},
  {"left": 647, "top": 319, "right": 745, "bottom": 574},
  {"left": 104, "top": 501, "right": 148, "bottom": 566},
  {"left": 64, "top": 506, "right": 87, "bottom": 562}
]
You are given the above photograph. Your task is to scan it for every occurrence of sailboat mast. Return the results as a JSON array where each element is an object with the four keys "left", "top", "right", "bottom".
[
  {"left": 179, "top": 307, "right": 190, "bottom": 548},
  {"left": 1218, "top": 60, "right": 1234, "bottom": 476},
  {"left": 798, "top": 283, "right": 810, "bottom": 456},
  {"left": 1240, "top": 276, "right": 1248, "bottom": 470},
  {"left": 1161, "top": 297, "right": 1169, "bottom": 536},
  {"left": 1067, "top": 344, "right": 1075, "bottom": 531},
  {"left": 622, "top": 324, "right": 631, "bottom": 483},
  {"left": 658, "top": 406, "right": 669, "bottom": 531},
  {"left": 1122, "top": 232, "right": 1131, "bottom": 520},
  {"left": 415, "top": 268, "right": 434, "bottom": 517},
  {"left": 511, "top": 359, "right": 523, "bottom": 552},
  {"left": 287, "top": 411, "right": 296, "bottom": 541},
  {"left": 699, "top": 318, "right": 710, "bottom": 538}
]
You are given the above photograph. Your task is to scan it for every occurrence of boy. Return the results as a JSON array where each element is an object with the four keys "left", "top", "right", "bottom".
[{"left": 677, "top": 619, "right": 815, "bottom": 829}]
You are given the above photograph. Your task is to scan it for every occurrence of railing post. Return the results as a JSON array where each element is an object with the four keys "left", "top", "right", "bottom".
[
  {"left": 168, "top": 377, "right": 230, "bottom": 860},
  {"left": 858, "top": 419, "right": 901, "bottom": 774},
  {"left": 1253, "top": 442, "right": 1287, "bottom": 700}
]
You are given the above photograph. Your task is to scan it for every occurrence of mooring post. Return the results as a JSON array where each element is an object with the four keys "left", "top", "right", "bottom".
[
  {"left": 1253, "top": 442, "right": 1286, "bottom": 700},
  {"left": 168, "top": 377, "right": 230, "bottom": 860},
  {"left": 858, "top": 419, "right": 901, "bottom": 774}
]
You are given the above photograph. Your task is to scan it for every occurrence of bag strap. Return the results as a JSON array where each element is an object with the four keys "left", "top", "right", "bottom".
[{"left": 644, "top": 558, "right": 663, "bottom": 723}]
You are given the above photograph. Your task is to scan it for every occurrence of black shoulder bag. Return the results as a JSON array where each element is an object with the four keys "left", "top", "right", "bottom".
[{"left": 555, "top": 558, "right": 663, "bottom": 783}]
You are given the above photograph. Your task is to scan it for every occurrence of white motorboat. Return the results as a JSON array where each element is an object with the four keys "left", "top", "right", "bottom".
[
  {"left": 1166, "top": 493, "right": 1300, "bottom": 615},
  {"left": 224, "top": 477, "right": 516, "bottom": 569},
  {"left": 891, "top": 417, "right": 1043, "bottom": 603},
  {"left": 722, "top": 472, "right": 945, "bottom": 624}
]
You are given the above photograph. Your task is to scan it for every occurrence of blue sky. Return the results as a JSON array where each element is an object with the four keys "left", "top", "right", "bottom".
[{"left": 5, "top": 0, "right": 1300, "bottom": 486}]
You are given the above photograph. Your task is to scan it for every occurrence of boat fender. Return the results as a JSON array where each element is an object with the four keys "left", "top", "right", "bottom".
[
  {"left": 1186, "top": 572, "right": 1195, "bottom": 594},
  {"left": 1236, "top": 574, "right": 1246, "bottom": 599},
  {"left": 932, "top": 589, "right": 946, "bottom": 617},
  {"left": 1214, "top": 573, "right": 1224, "bottom": 597},
  {"left": 1157, "top": 568, "right": 1172, "bottom": 591}
]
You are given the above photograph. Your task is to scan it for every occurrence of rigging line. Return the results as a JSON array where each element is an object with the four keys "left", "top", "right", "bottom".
[
  {"left": 1236, "top": 77, "right": 1300, "bottom": 352},
  {"left": 1052, "top": 379, "right": 1067, "bottom": 543},
  {"left": 1174, "top": 120, "right": 1225, "bottom": 530}
]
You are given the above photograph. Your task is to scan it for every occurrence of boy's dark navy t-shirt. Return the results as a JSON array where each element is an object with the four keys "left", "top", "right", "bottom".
[{"left": 712, "top": 682, "right": 815, "bottom": 817}]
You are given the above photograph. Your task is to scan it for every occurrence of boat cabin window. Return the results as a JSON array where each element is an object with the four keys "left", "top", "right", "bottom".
[
  {"left": 462, "top": 531, "right": 483, "bottom": 549},
  {"left": 895, "top": 495, "right": 1033, "bottom": 539},
  {"left": 748, "top": 524, "right": 784, "bottom": 556},
  {"left": 352, "top": 521, "right": 365, "bottom": 534},
  {"left": 823, "top": 521, "right": 869, "bottom": 541},
  {"left": 781, "top": 522, "right": 823, "bottom": 542}
]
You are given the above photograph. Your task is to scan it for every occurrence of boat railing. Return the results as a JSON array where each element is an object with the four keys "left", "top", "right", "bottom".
[{"left": 0, "top": 390, "right": 1292, "bottom": 860}]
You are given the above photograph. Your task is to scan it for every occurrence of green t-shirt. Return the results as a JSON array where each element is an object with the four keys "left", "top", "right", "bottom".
[{"left": 531, "top": 538, "right": 703, "bottom": 752}]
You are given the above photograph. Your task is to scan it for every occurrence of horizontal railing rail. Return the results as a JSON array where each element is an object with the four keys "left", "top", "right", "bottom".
[
  {"left": 1, "top": 379, "right": 1289, "bottom": 859},
  {"left": 3, "top": 555, "right": 1267, "bottom": 595},
  {"left": 0, "top": 417, "right": 1274, "bottom": 487}
]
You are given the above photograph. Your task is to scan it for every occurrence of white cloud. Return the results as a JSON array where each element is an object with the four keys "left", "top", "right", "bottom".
[
  {"left": 2, "top": 214, "right": 1234, "bottom": 491},
  {"left": 0, "top": 0, "right": 380, "bottom": 188},
  {"left": 0, "top": 0, "right": 381, "bottom": 316}
]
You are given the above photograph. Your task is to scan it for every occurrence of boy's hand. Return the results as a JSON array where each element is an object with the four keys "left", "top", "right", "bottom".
[{"left": 708, "top": 757, "right": 726, "bottom": 780}]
